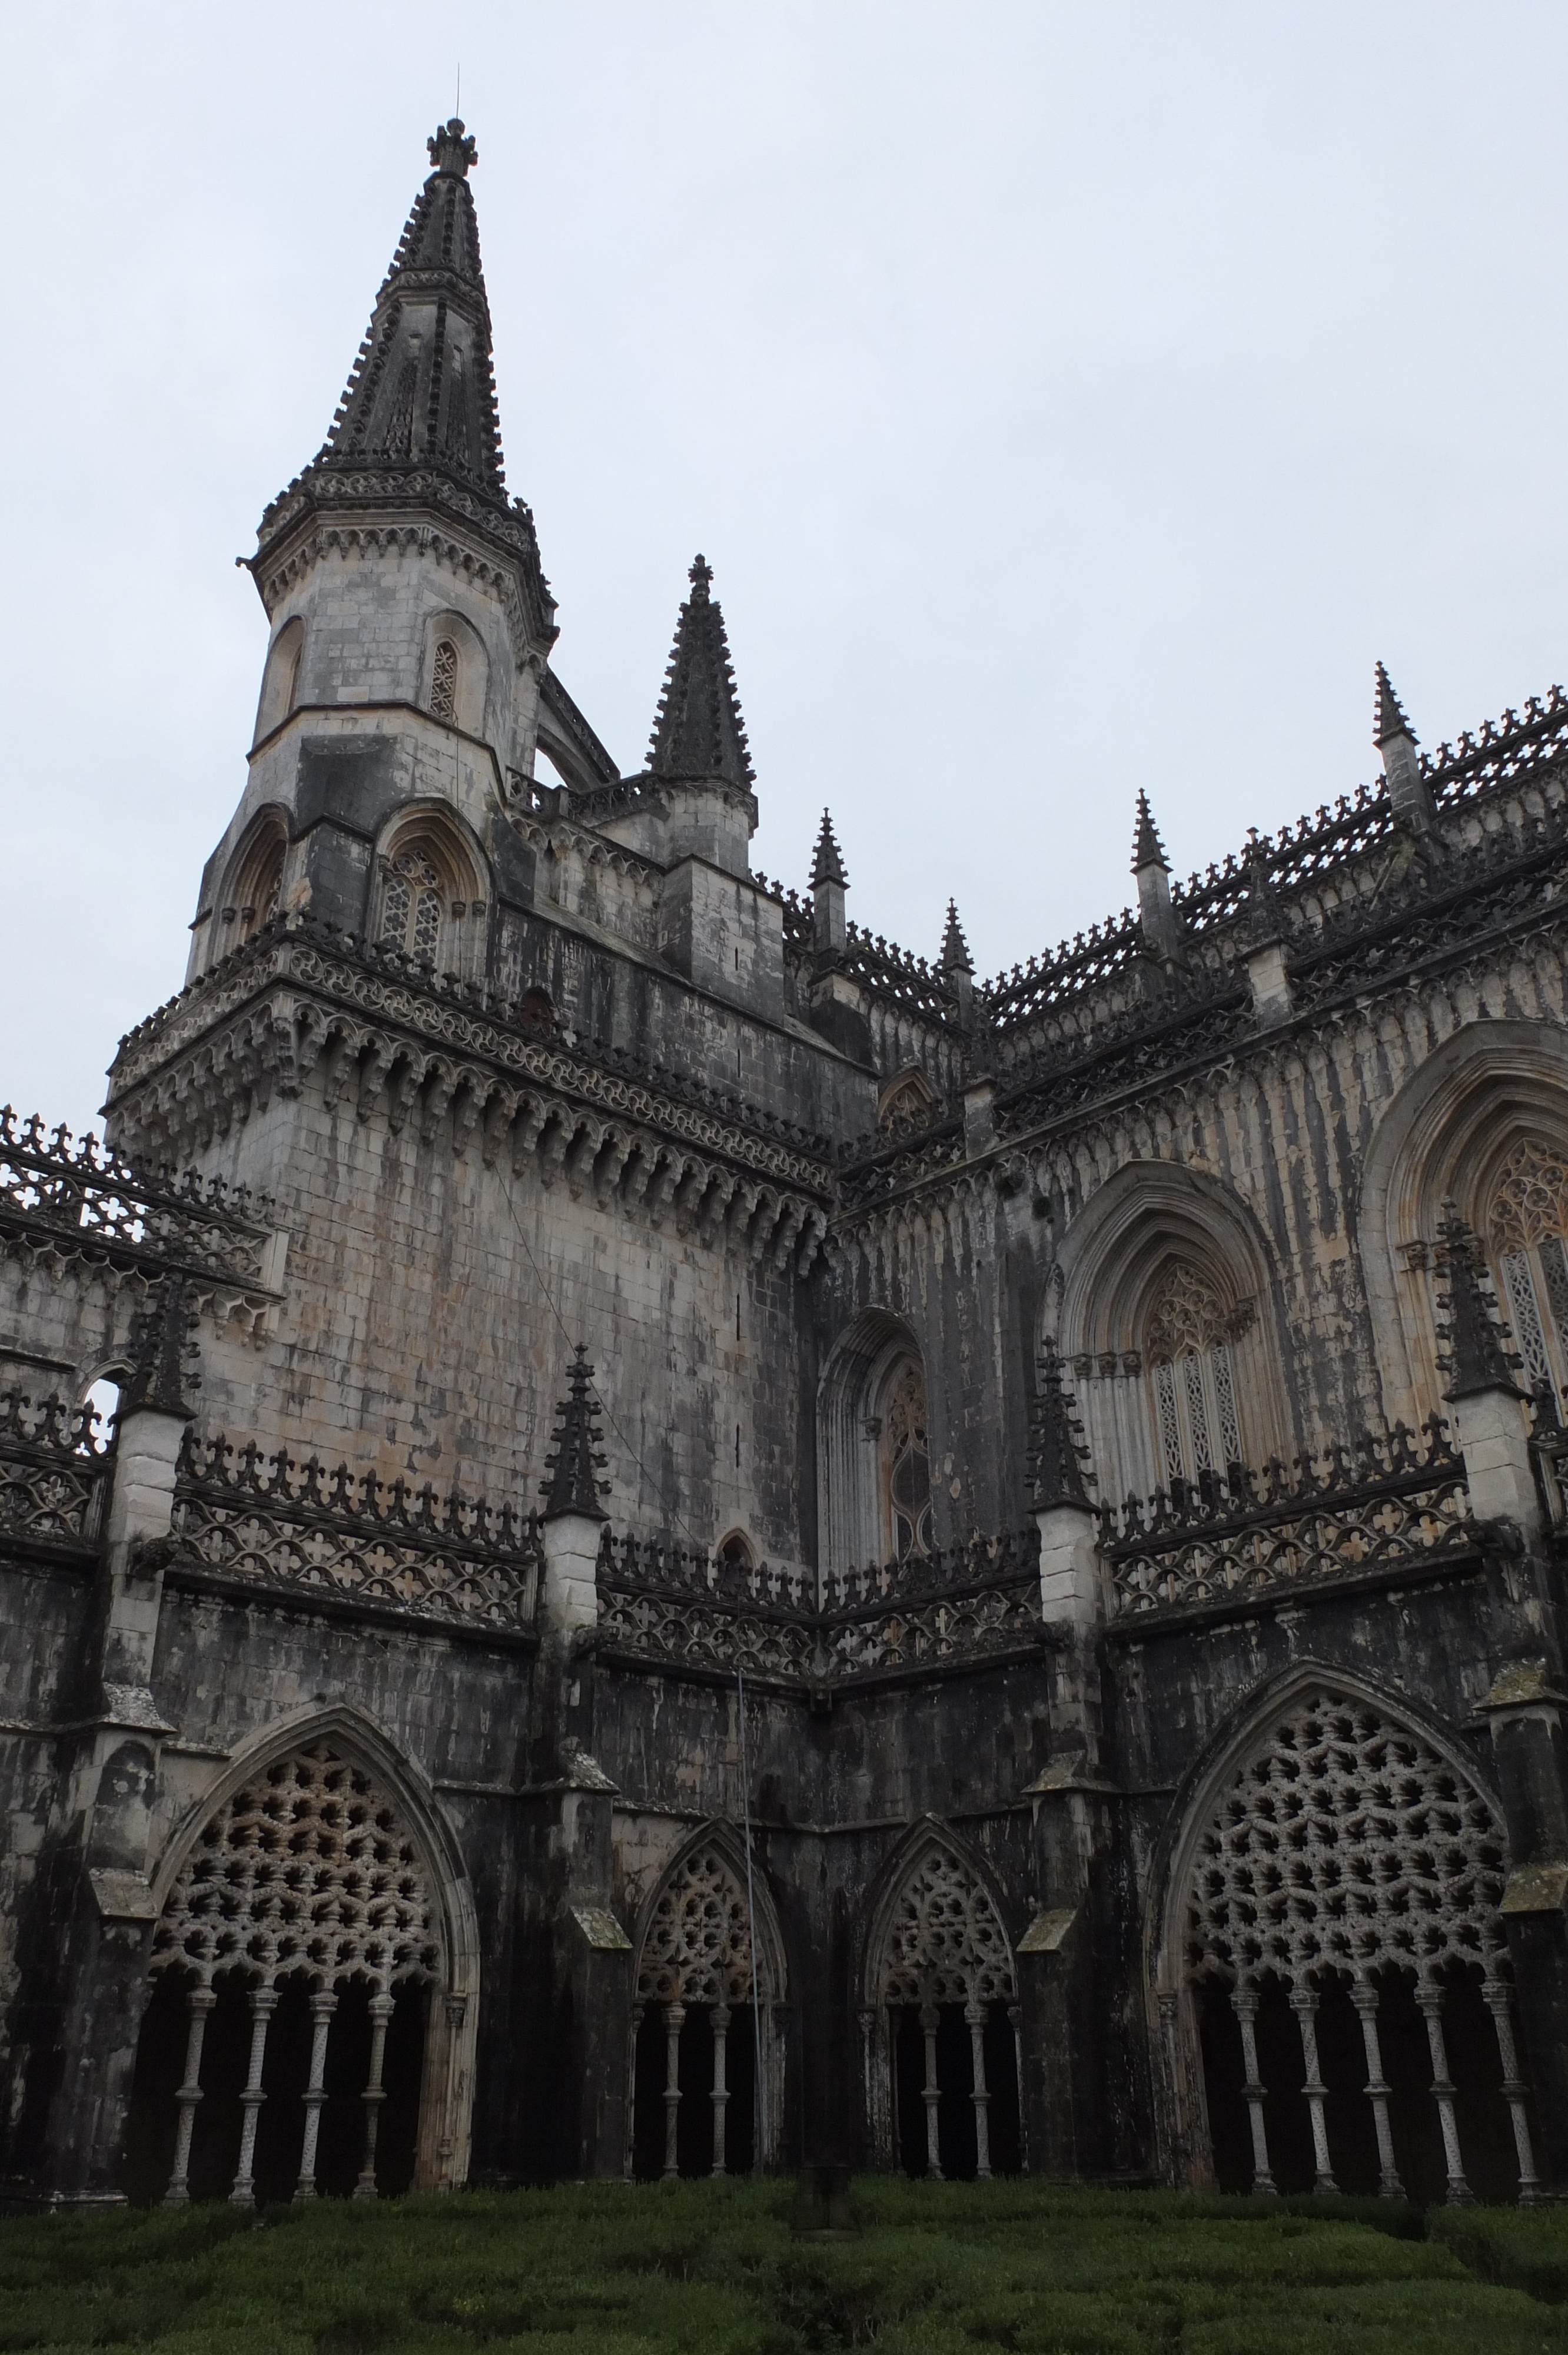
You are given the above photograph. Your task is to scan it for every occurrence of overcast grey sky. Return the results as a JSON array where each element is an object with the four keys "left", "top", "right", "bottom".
[{"left": 3, "top": 2, "right": 1565, "bottom": 1137}]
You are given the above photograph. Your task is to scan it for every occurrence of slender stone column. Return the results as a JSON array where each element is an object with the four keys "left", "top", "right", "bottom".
[
  {"left": 1482, "top": 1976, "right": 1542, "bottom": 2204},
  {"left": 662, "top": 2002, "right": 685, "bottom": 2180},
  {"left": 1416, "top": 1980, "right": 1472, "bottom": 2204},
  {"left": 1288, "top": 1985, "right": 1337, "bottom": 2195},
  {"left": 353, "top": 1989, "right": 396, "bottom": 2200},
  {"left": 965, "top": 2000, "right": 992, "bottom": 2180},
  {"left": 162, "top": 1982, "right": 217, "bottom": 2207},
  {"left": 1008, "top": 2003, "right": 1026, "bottom": 2174},
  {"left": 229, "top": 1986, "right": 278, "bottom": 2207},
  {"left": 293, "top": 1988, "right": 338, "bottom": 2200},
  {"left": 624, "top": 2002, "right": 644, "bottom": 2182},
  {"left": 1231, "top": 1985, "right": 1276, "bottom": 2194},
  {"left": 1350, "top": 1978, "right": 1404, "bottom": 2198},
  {"left": 711, "top": 2004, "right": 730, "bottom": 2176},
  {"left": 919, "top": 2002, "right": 943, "bottom": 2180},
  {"left": 858, "top": 2008, "right": 882, "bottom": 2168}
]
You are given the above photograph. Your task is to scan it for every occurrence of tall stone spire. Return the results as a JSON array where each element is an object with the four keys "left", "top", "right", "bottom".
[
  {"left": 1436, "top": 1208, "right": 1523, "bottom": 1401},
  {"left": 1373, "top": 661, "right": 1434, "bottom": 831},
  {"left": 647, "top": 557, "right": 756, "bottom": 791},
  {"left": 1373, "top": 661, "right": 1417, "bottom": 754},
  {"left": 1131, "top": 791, "right": 1168, "bottom": 875},
  {"left": 810, "top": 810, "right": 848, "bottom": 890},
  {"left": 1026, "top": 1341, "right": 1094, "bottom": 1510},
  {"left": 810, "top": 810, "right": 848, "bottom": 958},
  {"left": 939, "top": 900, "right": 973, "bottom": 977},
  {"left": 252, "top": 120, "right": 552, "bottom": 640}
]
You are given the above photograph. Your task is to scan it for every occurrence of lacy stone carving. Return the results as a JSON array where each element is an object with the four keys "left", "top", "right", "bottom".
[
  {"left": 1487, "top": 1135, "right": 1568, "bottom": 1256},
  {"left": 1185, "top": 1693, "right": 1507, "bottom": 1986},
  {"left": 151, "top": 1743, "right": 441, "bottom": 1990},
  {"left": 636, "top": 1847, "right": 768, "bottom": 2005},
  {"left": 1145, "top": 1262, "right": 1230, "bottom": 1362},
  {"left": 879, "top": 1846, "right": 1015, "bottom": 2006}
]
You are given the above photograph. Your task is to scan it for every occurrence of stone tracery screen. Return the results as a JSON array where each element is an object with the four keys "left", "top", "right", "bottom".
[
  {"left": 380, "top": 845, "right": 446, "bottom": 964},
  {"left": 879, "top": 1844, "right": 1015, "bottom": 2007},
  {"left": 1487, "top": 1135, "right": 1568, "bottom": 1405},
  {"left": 1185, "top": 1693, "right": 1506, "bottom": 1987},
  {"left": 151, "top": 1741, "right": 441, "bottom": 1992},
  {"left": 881, "top": 1358, "right": 934, "bottom": 1562},
  {"left": 1144, "top": 1261, "right": 1243, "bottom": 1487},
  {"left": 636, "top": 1846, "right": 770, "bottom": 2006}
]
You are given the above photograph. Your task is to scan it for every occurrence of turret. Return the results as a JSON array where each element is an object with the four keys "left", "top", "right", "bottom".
[
  {"left": 187, "top": 121, "right": 556, "bottom": 985},
  {"left": 1374, "top": 663, "right": 1435, "bottom": 831}
]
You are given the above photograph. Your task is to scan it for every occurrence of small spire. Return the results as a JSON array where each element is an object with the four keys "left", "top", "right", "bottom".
[
  {"left": 646, "top": 556, "right": 755, "bottom": 791},
  {"left": 427, "top": 117, "right": 477, "bottom": 177},
  {"left": 540, "top": 1347, "right": 611, "bottom": 1519},
  {"left": 810, "top": 810, "right": 848, "bottom": 890},
  {"left": 1131, "top": 790, "right": 1169, "bottom": 874},
  {"left": 1436, "top": 1208, "right": 1524, "bottom": 1400},
  {"left": 1026, "top": 1341, "right": 1094, "bottom": 1510},
  {"left": 940, "top": 900, "right": 973, "bottom": 976},
  {"left": 119, "top": 1277, "right": 200, "bottom": 1422},
  {"left": 1374, "top": 661, "right": 1417, "bottom": 749}
]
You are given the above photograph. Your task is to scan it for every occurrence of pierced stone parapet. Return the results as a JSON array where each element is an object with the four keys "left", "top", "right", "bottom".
[
  {"left": 1101, "top": 1421, "right": 1476, "bottom": 1618},
  {"left": 0, "top": 1388, "right": 111, "bottom": 1558},
  {"left": 596, "top": 1525, "right": 1042, "bottom": 1690},
  {"left": 169, "top": 1432, "right": 541, "bottom": 1634},
  {"left": 0, "top": 1106, "right": 274, "bottom": 1288}
]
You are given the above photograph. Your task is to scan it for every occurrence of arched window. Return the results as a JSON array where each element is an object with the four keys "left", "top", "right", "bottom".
[
  {"left": 219, "top": 817, "right": 288, "bottom": 956},
  {"left": 379, "top": 844, "right": 446, "bottom": 963},
  {"left": 881, "top": 1359, "right": 933, "bottom": 1561},
  {"left": 429, "top": 638, "right": 459, "bottom": 725},
  {"left": 253, "top": 618, "right": 305, "bottom": 744},
  {"left": 716, "top": 1530, "right": 755, "bottom": 1571},
  {"left": 1486, "top": 1136, "right": 1568, "bottom": 1406},
  {"left": 1144, "top": 1262, "right": 1243, "bottom": 1489}
]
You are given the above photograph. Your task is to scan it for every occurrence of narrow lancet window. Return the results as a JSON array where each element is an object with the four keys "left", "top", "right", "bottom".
[{"left": 430, "top": 638, "right": 459, "bottom": 724}]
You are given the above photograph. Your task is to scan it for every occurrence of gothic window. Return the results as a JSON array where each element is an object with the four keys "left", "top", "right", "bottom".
[
  {"left": 717, "top": 1531, "right": 755, "bottom": 1571},
  {"left": 881, "top": 1359, "right": 933, "bottom": 1561},
  {"left": 1486, "top": 1136, "right": 1568, "bottom": 1407},
  {"left": 872, "top": 1843, "right": 1020, "bottom": 2181},
  {"left": 632, "top": 1845, "right": 779, "bottom": 2180},
  {"left": 380, "top": 845, "right": 446, "bottom": 964},
  {"left": 878, "top": 1070, "right": 940, "bottom": 1137},
  {"left": 127, "top": 1742, "right": 453, "bottom": 2206},
  {"left": 430, "top": 638, "right": 459, "bottom": 725},
  {"left": 1182, "top": 1692, "right": 1534, "bottom": 2202},
  {"left": 223, "top": 821, "right": 287, "bottom": 950},
  {"left": 1144, "top": 1262, "right": 1243, "bottom": 1488}
]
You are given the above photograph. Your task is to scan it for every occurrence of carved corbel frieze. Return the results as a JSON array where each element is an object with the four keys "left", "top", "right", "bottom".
[
  {"left": 672, "top": 1159, "right": 709, "bottom": 1238},
  {"left": 593, "top": 1129, "right": 634, "bottom": 1208},
  {"left": 385, "top": 1055, "right": 426, "bottom": 1136},
  {"left": 480, "top": 1086, "right": 519, "bottom": 1169},
  {"left": 357, "top": 1038, "right": 397, "bottom": 1123},
  {"left": 564, "top": 1119, "right": 603, "bottom": 1200},
  {"left": 748, "top": 1188, "right": 781, "bottom": 1264},
  {"left": 699, "top": 1169, "right": 739, "bottom": 1245},
  {"left": 725, "top": 1180, "right": 759, "bottom": 1251},
  {"left": 419, "top": 1063, "right": 459, "bottom": 1147},
  {"left": 646, "top": 1155, "right": 682, "bottom": 1229},
  {"left": 511, "top": 1094, "right": 552, "bottom": 1174},
  {"left": 796, "top": 1206, "right": 828, "bottom": 1276}
]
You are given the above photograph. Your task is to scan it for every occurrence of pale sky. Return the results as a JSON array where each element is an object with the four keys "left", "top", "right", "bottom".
[{"left": 4, "top": 2, "right": 1566, "bottom": 1137}]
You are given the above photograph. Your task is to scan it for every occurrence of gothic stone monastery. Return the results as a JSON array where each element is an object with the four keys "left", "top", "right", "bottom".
[{"left": 5, "top": 119, "right": 1568, "bottom": 2214}]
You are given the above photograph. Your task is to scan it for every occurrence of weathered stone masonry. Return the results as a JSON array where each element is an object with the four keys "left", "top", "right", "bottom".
[{"left": 5, "top": 120, "right": 1568, "bottom": 2210}]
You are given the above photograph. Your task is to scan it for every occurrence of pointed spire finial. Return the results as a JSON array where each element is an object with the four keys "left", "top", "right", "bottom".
[
  {"left": 1027, "top": 1340, "right": 1094, "bottom": 1510},
  {"left": 1436, "top": 1207, "right": 1524, "bottom": 1401},
  {"left": 646, "top": 558, "right": 755, "bottom": 790},
  {"left": 1374, "top": 661, "right": 1417, "bottom": 749},
  {"left": 810, "top": 810, "right": 848, "bottom": 890},
  {"left": 427, "top": 118, "right": 477, "bottom": 178},
  {"left": 540, "top": 1347, "right": 611, "bottom": 1520},
  {"left": 1131, "top": 790, "right": 1169, "bottom": 874},
  {"left": 940, "top": 900, "right": 973, "bottom": 976}
]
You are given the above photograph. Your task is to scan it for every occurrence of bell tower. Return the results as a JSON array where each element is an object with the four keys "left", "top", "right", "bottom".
[{"left": 187, "top": 119, "right": 557, "bottom": 983}]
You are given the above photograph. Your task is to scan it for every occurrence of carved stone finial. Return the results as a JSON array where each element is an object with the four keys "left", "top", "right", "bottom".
[
  {"left": 1436, "top": 1205, "right": 1523, "bottom": 1400},
  {"left": 687, "top": 553, "right": 713, "bottom": 600},
  {"left": 1131, "top": 790, "right": 1169, "bottom": 875},
  {"left": 1374, "top": 661, "right": 1417, "bottom": 749},
  {"left": 119, "top": 1276, "right": 200, "bottom": 1422},
  {"left": 427, "top": 118, "right": 477, "bottom": 177},
  {"left": 810, "top": 809, "right": 848, "bottom": 891},
  {"left": 540, "top": 1346, "right": 610, "bottom": 1520},
  {"left": 939, "top": 900, "right": 973, "bottom": 977},
  {"left": 1027, "top": 1340, "right": 1094, "bottom": 1510},
  {"left": 646, "top": 557, "right": 753, "bottom": 790}
]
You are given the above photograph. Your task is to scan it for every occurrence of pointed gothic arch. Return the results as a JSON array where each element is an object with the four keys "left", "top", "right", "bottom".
[
  {"left": 817, "top": 1309, "right": 936, "bottom": 1575},
  {"left": 1052, "top": 1161, "right": 1290, "bottom": 1503},
  {"left": 214, "top": 810, "right": 290, "bottom": 961},
  {"left": 628, "top": 1826, "right": 786, "bottom": 2180},
  {"left": 253, "top": 617, "right": 305, "bottom": 745},
  {"left": 1359, "top": 1019, "right": 1568, "bottom": 1428},
  {"left": 124, "top": 1706, "right": 479, "bottom": 2206},
  {"left": 1148, "top": 1669, "right": 1535, "bottom": 2204},
  {"left": 421, "top": 609, "right": 489, "bottom": 738},
  {"left": 370, "top": 803, "right": 490, "bottom": 984},
  {"left": 860, "top": 1824, "right": 1020, "bottom": 2181}
]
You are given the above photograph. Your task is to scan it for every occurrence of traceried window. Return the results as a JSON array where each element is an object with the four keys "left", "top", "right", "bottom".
[
  {"left": 430, "top": 638, "right": 459, "bottom": 724},
  {"left": 380, "top": 846, "right": 446, "bottom": 963},
  {"left": 881, "top": 1359, "right": 934, "bottom": 1561},
  {"left": 1487, "top": 1136, "right": 1568, "bottom": 1409},
  {"left": 1144, "top": 1261, "right": 1244, "bottom": 1488}
]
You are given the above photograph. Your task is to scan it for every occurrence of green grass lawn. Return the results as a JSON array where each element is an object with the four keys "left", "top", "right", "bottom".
[{"left": 4, "top": 2180, "right": 1568, "bottom": 2355}]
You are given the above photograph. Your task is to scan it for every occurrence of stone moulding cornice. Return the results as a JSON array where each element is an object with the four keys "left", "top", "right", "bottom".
[
  {"left": 828, "top": 898, "right": 1568, "bottom": 1239},
  {"left": 0, "top": 1229, "right": 279, "bottom": 1340},
  {"left": 250, "top": 505, "right": 554, "bottom": 648},
  {"left": 106, "top": 940, "right": 835, "bottom": 1274}
]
